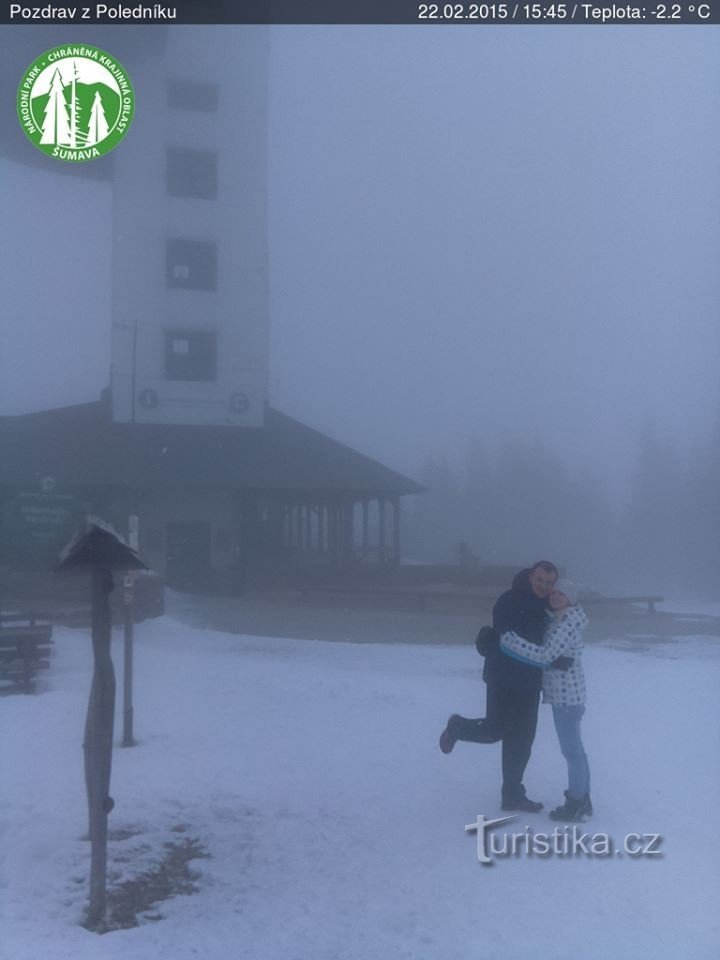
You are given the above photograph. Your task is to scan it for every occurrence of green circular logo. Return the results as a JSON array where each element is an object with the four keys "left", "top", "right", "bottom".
[{"left": 17, "top": 44, "right": 134, "bottom": 163}]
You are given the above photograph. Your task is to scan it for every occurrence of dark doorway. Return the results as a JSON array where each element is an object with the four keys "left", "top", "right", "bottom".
[{"left": 165, "top": 521, "right": 212, "bottom": 591}]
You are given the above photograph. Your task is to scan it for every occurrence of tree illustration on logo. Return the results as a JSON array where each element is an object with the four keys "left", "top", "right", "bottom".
[
  {"left": 67, "top": 62, "right": 85, "bottom": 148},
  {"left": 86, "top": 90, "right": 110, "bottom": 146},
  {"left": 40, "top": 68, "right": 71, "bottom": 146}
]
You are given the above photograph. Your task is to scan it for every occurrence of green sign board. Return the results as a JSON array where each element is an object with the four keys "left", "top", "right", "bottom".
[{"left": 2, "top": 492, "right": 85, "bottom": 568}]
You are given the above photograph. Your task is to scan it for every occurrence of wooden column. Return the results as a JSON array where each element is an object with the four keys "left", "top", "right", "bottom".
[
  {"left": 295, "top": 503, "right": 302, "bottom": 550},
  {"left": 392, "top": 495, "right": 401, "bottom": 566},
  {"left": 378, "top": 497, "right": 387, "bottom": 564},
  {"left": 343, "top": 501, "right": 354, "bottom": 566},
  {"left": 328, "top": 504, "right": 337, "bottom": 564},
  {"left": 333, "top": 504, "right": 342, "bottom": 565},
  {"left": 272, "top": 498, "right": 284, "bottom": 553},
  {"left": 318, "top": 505, "right": 326, "bottom": 556},
  {"left": 362, "top": 500, "right": 369, "bottom": 557},
  {"left": 335, "top": 504, "right": 344, "bottom": 565},
  {"left": 335, "top": 504, "right": 343, "bottom": 565}
]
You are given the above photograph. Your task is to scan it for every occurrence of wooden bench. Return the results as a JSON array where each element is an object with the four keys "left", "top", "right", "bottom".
[
  {"left": 0, "top": 612, "right": 54, "bottom": 694},
  {"left": 583, "top": 596, "right": 664, "bottom": 616}
]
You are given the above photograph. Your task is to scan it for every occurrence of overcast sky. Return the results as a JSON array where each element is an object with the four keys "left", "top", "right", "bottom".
[{"left": 1, "top": 25, "right": 718, "bottom": 498}]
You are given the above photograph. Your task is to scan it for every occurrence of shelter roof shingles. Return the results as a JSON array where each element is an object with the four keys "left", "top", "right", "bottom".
[{"left": 0, "top": 401, "right": 422, "bottom": 496}]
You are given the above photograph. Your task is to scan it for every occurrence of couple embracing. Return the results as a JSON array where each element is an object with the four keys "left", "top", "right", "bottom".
[{"left": 439, "top": 561, "right": 592, "bottom": 823}]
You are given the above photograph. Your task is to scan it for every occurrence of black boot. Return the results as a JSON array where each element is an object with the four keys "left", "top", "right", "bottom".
[
  {"left": 550, "top": 794, "right": 585, "bottom": 822},
  {"left": 564, "top": 789, "right": 593, "bottom": 817},
  {"left": 439, "top": 714, "right": 462, "bottom": 754}
]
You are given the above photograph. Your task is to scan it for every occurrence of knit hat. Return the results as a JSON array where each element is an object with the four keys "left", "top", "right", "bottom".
[{"left": 553, "top": 578, "right": 579, "bottom": 605}]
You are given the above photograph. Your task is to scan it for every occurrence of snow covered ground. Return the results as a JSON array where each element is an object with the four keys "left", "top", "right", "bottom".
[
  {"left": 656, "top": 600, "right": 720, "bottom": 619},
  {"left": 2, "top": 611, "right": 719, "bottom": 959}
]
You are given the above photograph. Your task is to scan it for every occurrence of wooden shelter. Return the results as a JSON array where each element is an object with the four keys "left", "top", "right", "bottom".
[{"left": 0, "top": 395, "right": 422, "bottom": 590}]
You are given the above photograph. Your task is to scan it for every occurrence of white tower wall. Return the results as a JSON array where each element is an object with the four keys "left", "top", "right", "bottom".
[{"left": 111, "top": 28, "right": 269, "bottom": 426}]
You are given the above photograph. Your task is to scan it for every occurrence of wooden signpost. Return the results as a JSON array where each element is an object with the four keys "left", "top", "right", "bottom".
[
  {"left": 122, "top": 514, "right": 140, "bottom": 748},
  {"left": 57, "top": 518, "right": 147, "bottom": 930}
]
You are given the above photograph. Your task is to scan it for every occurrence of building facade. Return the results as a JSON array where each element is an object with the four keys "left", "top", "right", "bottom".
[{"left": 111, "top": 28, "right": 269, "bottom": 427}]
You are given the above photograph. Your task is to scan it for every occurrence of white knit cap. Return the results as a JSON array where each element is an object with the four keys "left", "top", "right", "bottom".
[{"left": 553, "top": 579, "right": 579, "bottom": 605}]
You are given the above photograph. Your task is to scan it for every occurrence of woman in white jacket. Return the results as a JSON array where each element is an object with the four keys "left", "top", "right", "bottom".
[{"left": 499, "top": 579, "right": 592, "bottom": 822}]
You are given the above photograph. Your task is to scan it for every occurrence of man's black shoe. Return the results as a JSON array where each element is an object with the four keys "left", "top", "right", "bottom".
[
  {"left": 439, "top": 714, "right": 461, "bottom": 754},
  {"left": 501, "top": 797, "right": 544, "bottom": 813}
]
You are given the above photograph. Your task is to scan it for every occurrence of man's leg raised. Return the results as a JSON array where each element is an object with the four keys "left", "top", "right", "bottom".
[{"left": 438, "top": 681, "right": 505, "bottom": 753}]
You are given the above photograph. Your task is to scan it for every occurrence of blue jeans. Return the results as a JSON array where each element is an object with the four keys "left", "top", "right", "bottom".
[{"left": 552, "top": 705, "right": 590, "bottom": 801}]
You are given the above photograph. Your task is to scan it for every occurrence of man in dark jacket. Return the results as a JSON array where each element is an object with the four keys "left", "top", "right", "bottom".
[{"left": 438, "top": 561, "right": 558, "bottom": 812}]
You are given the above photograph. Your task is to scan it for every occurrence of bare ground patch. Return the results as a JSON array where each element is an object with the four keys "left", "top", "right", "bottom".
[{"left": 87, "top": 835, "right": 210, "bottom": 933}]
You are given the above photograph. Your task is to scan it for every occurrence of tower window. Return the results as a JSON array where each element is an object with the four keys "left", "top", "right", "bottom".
[
  {"left": 166, "top": 238, "right": 217, "bottom": 290},
  {"left": 165, "top": 331, "right": 217, "bottom": 382},
  {"left": 167, "top": 79, "right": 219, "bottom": 112},
  {"left": 166, "top": 147, "right": 217, "bottom": 199}
]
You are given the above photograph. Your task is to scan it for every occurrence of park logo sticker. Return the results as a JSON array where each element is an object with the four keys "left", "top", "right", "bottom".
[{"left": 17, "top": 44, "right": 134, "bottom": 162}]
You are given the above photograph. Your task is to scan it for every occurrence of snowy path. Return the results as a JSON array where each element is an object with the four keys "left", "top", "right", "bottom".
[{"left": 2, "top": 617, "right": 719, "bottom": 959}]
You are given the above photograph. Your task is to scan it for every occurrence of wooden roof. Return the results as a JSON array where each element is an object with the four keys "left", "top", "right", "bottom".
[{"left": 0, "top": 399, "right": 422, "bottom": 497}]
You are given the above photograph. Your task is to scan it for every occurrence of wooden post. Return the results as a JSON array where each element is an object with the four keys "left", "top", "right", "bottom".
[
  {"left": 295, "top": 503, "right": 302, "bottom": 551},
  {"left": 392, "top": 495, "right": 401, "bottom": 566},
  {"left": 121, "top": 574, "right": 134, "bottom": 747},
  {"left": 362, "top": 500, "right": 369, "bottom": 558},
  {"left": 283, "top": 503, "right": 290, "bottom": 549},
  {"left": 329, "top": 504, "right": 339, "bottom": 565},
  {"left": 305, "top": 503, "right": 312, "bottom": 554},
  {"left": 378, "top": 497, "right": 387, "bottom": 564},
  {"left": 343, "top": 502, "right": 354, "bottom": 566},
  {"left": 272, "top": 498, "right": 284, "bottom": 553},
  {"left": 318, "top": 505, "right": 325, "bottom": 555},
  {"left": 84, "top": 567, "right": 116, "bottom": 929},
  {"left": 122, "top": 515, "right": 138, "bottom": 748},
  {"left": 57, "top": 518, "right": 148, "bottom": 932}
]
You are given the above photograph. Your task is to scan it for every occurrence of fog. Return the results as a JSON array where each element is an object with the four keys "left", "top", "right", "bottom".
[
  {"left": 1, "top": 24, "right": 719, "bottom": 952},
  {"left": 1, "top": 25, "right": 718, "bottom": 594}
]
